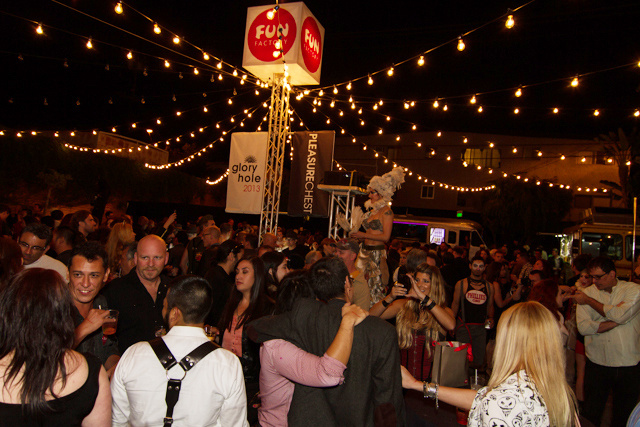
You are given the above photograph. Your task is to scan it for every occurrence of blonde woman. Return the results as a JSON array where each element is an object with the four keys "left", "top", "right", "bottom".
[
  {"left": 402, "top": 301, "right": 579, "bottom": 426},
  {"left": 371, "top": 263, "right": 455, "bottom": 380},
  {"left": 105, "top": 222, "right": 135, "bottom": 280}
]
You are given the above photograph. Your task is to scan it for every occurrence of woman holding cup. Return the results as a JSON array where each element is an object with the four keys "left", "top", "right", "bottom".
[{"left": 402, "top": 301, "right": 579, "bottom": 426}]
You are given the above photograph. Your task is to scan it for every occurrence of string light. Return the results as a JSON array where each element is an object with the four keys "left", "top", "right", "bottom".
[
  {"left": 515, "top": 87, "right": 522, "bottom": 97},
  {"left": 417, "top": 56, "right": 425, "bottom": 66},
  {"left": 571, "top": 76, "right": 579, "bottom": 87},
  {"left": 470, "top": 95, "right": 477, "bottom": 104},
  {"left": 457, "top": 36, "right": 465, "bottom": 51},
  {"left": 126, "top": 50, "right": 133, "bottom": 60},
  {"left": 35, "top": 24, "right": 43, "bottom": 35},
  {"left": 593, "top": 109, "right": 600, "bottom": 116},
  {"left": 115, "top": 2, "right": 123, "bottom": 14},
  {"left": 164, "top": 59, "right": 170, "bottom": 68},
  {"left": 505, "top": 14, "right": 515, "bottom": 29},
  {"left": 153, "top": 23, "right": 161, "bottom": 34},
  {"left": 387, "top": 67, "right": 394, "bottom": 76},
  {"left": 86, "top": 38, "right": 93, "bottom": 49},
  {"left": 173, "top": 35, "right": 180, "bottom": 44},
  {"left": 553, "top": 108, "right": 559, "bottom": 114},
  {"left": 368, "top": 75, "right": 373, "bottom": 85}
]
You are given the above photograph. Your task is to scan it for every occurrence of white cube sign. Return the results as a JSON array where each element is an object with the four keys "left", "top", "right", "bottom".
[{"left": 242, "top": 2, "right": 324, "bottom": 86}]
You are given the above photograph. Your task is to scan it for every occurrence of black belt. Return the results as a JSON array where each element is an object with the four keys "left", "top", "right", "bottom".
[{"left": 149, "top": 337, "right": 219, "bottom": 427}]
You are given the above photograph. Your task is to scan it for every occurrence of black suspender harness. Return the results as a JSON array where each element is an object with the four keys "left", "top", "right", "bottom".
[{"left": 149, "top": 337, "right": 219, "bottom": 427}]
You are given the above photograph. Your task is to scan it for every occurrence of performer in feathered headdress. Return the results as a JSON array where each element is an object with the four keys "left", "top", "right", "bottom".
[{"left": 350, "top": 166, "right": 405, "bottom": 305}]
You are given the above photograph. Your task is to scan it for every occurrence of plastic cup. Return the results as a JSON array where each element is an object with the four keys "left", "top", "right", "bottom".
[{"left": 102, "top": 310, "right": 119, "bottom": 336}]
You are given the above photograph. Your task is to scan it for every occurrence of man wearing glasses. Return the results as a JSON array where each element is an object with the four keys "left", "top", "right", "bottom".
[
  {"left": 18, "top": 222, "right": 68, "bottom": 280},
  {"left": 572, "top": 256, "right": 640, "bottom": 427}
]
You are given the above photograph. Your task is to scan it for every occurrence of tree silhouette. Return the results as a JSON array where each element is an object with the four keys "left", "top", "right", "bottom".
[
  {"left": 36, "top": 169, "right": 72, "bottom": 214},
  {"left": 595, "top": 128, "right": 640, "bottom": 208}
]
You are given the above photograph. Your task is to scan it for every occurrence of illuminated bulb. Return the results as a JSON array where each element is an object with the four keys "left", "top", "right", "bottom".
[
  {"left": 368, "top": 75, "right": 373, "bottom": 85},
  {"left": 463, "top": 137, "right": 468, "bottom": 143},
  {"left": 384, "top": 159, "right": 388, "bottom": 163},
  {"left": 318, "top": 89, "right": 324, "bottom": 96},
  {"left": 358, "top": 108, "right": 363, "bottom": 114},
  {"left": 489, "top": 142, "right": 495, "bottom": 148},
  {"left": 571, "top": 76, "right": 579, "bottom": 87},
  {"left": 266, "top": 8, "right": 275, "bottom": 20},
  {"left": 386, "top": 116, "right": 391, "bottom": 121},
  {"left": 512, "top": 147, "right": 518, "bottom": 153},
  {"left": 347, "top": 82, "right": 352, "bottom": 90},
  {"left": 36, "top": 24, "right": 43, "bottom": 35},
  {"left": 146, "top": 129, "right": 153, "bottom": 134},
  {"left": 515, "top": 87, "right": 522, "bottom": 97},
  {"left": 378, "top": 129, "right": 383, "bottom": 134},
  {"left": 387, "top": 67, "right": 394, "bottom": 76},
  {"left": 553, "top": 108, "right": 559, "bottom": 114},
  {"left": 470, "top": 95, "right": 477, "bottom": 104},
  {"left": 111, "top": 127, "right": 116, "bottom": 132},
  {"left": 228, "top": 99, "right": 233, "bottom": 104},
  {"left": 581, "top": 157, "right": 586, "bottom": 163},
  {"left": 131, "top": 123, "right": 136, "bottom": 128},
  {"left": 446, "top": 156, "right": 451, "bottom": 161},
  {"left": 477, "top": 106, "right": 483, "bottom": 113},
  {"left": 634, "top": 110, "right": 640, "bottom": 117},
  {"left": 115, "top": 2, "right": 123, "bottom": 14},
  {"left": 232, "top": 69, "right": 238, "bottom": 77},
  {"left": 31, "top": 131, "right": 37, "bottom": 135},
  {"left": 627, "top": 161, "right": 632, "bottom": 166},
  {"left": 127, "top": 51, "right": 133, "bottom": 60},
  {"left": 404, "top": 102, "right": 410, "bottom": 109},
  {"left": 379, "top": 100, "right": 384, "bottom": 106},
  {"left": 203, "top": 52, "right": 209, "bottom": 60},
  {"left": 217, "top": 62, "right": 223, "bottom": 69},
  {"left": 375, "top": 152, "right": 379, "bottom": 157},
  {"left": 70, "top": 132, "right": 75, "bottom": 136},
  {"left": 457, "top": 37, "right": 465, "bottom": 51},
  {"left": 607, "top": 158, "right": 613, "bottom": 163},
  {"left": 173, "top": 35, "right": 180, "bottom": 44},
  {"left": 86, "top": 38, "right": 93, "bottom": 49},
  {"left": 274, "top": 39, "right": 281, "bottom": 50},
  {"left": 537, "top": 151, "right": 543, "bottom": 157},
  {"left": 443, "top": 104, "right": 448, "bottom": 111},
  {"left": 505, "top": 14, "right": 515, "bottom": 29},
  {"left": 593, "top": 109, "right": 600, "bottom": 116},
  {"left": 396, "top": 136, "right": 401, "bottom": 141},
  {"left": 218, "top": 74, "right": 223, "bottom": 80},
  {"left": 272, "top": 50, "right": 281, "bottom": 58},
  {"left": 176, "top": 111, "right": 181, "bottom": 116},
  {"left": 412, "top": 125, "right": 417, "bottom": 130},
  {"left": 437, "top": 131, "right": 442, "bottom": 137},
  {"left": 153, "top": 23, "right": 161, "bottom": 34},
  {"left": 560, "top": 155, "right": 566, "bottom": 160},
  {"left": 193, "top": 68, "right": 199, "bottom": 75},
  {"left": 514, "top": 108, "right": 520, "bottom": 114},
  {"left": 164, "top": 60, "right": 170, "bottom": 67},
  {"left": 418, "top": 56, "right": 425, "bottom": 66},
  {"left": 433, "top": 99, "right": 439, "bottom": 108}
]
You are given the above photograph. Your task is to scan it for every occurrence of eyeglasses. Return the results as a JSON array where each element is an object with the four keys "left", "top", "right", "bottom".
[
  {"left": 18, "top": 241, "right": 46, "bottom": 252},
  {"left": 590, "top": 272, "right": 608, "bottom": 280}
]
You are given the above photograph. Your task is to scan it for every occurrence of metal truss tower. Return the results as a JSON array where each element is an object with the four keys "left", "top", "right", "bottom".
[{"left": 259, "top": 73, "right": 291, "bottom": 239}]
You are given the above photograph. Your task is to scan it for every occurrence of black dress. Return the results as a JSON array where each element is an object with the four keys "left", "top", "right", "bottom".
[{"left": 0, "top": 354, "right": 101, "bottom": 426}]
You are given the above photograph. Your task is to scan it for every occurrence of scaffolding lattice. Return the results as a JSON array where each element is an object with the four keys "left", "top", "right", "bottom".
[
  {"left": 318, "top": 184, "right": 368, "bottom": 239},
  {"left": 259, "top": 73, "right": 291, "bottom": 239}
]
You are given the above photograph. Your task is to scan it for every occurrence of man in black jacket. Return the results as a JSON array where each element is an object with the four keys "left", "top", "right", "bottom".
[{"left": 248, "top": 257, "right": 405, "bottom": 426}]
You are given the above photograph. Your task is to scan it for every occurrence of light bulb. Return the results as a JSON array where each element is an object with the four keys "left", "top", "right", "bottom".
[
  {"left": 418, "top": 56, "right": 425, "bottom": 66},
  {"left": 505, "top": 14, "right": 515, "bottom": 29},
  {"left": 153, "top": 23, "right": 161, "bottom": 34},
  {"left": 478, "top": 106, "right": 483, "bottom": 113},
  {"left": 193, "top": 68, "right": 199, "bottom": 75},
  {"left": 266, "top": 8, "right": 275, "bottom": 20},
  {"left": 203, "top": 52, "right": 209, "bottom": 60},
  {"left": 561, "top": 155, "right": 566, "bottom": 160},
  {"left": 274, "top": 40, "right": 281, "bottom": 49},
  {"left": 164, "top": 60, "right": 170, "bottom": 67},
  {"left": 127, "top": 51, "right": 133, "bottom": 60},
  {"left": 514, "top": 108, "right": 520, "bottom": 114},
  {"left": 470, "top": 95, "right": 477, "bottom": 104},
  {"left": 457, "top": 37, "right": 465, "bottom": 51},
  {"left": 513, "top": 147, "right": 518, "bottom": 153},
  {"left": 36, "top": 24, "right": 43, "bottom": 35},
  {"left": 86, "top": 38, "right": 93, "bottom": 49},
  {"left": 515, "top": 87, "right": 522, "bottom": 97},
  {"left": 157, "top": 119, "right": 162, "bottom": 124},
  {"left": 571, "top": 76, "right": 579, "bottom": 87},
  {"left": 634, "top": 110, "right": 639, "bottom": 117},
  {"left": 347, "top": 82, "right": 352, "bottom": 90},
  {"left": 387, "top": 67, "right": 394, "bottom": 76},
  {"left": 333, "top": 86, "right": 338, "bottom": 94},
  {"left": 368, "top": 75, "right": 373, "bottom": 85},
  {"left": 433, "top": 99, "right": 439, "bottom": 108},
  {"left": 173, "top": 35, "right": 180, "bottom": 44},
  {"left": 593, "top": 109, "right": 600, "bottom": 116},
  {"left": 115, "top": 2, "right": 123, "bottom": 14},
  {"left": 553, "top": 107, "right": 559, "bottom": 114}
]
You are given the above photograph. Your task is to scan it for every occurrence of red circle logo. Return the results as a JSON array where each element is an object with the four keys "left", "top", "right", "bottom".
[
  {"left": 248, "top": 8, "right": 297, "bottom": 62},
  {"left": 301, "top": 17, "right": 322, "bottom": 73}
]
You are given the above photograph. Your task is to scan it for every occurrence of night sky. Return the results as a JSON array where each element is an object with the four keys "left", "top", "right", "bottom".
[{"left": 1, "top": 0, "right": 638, "bottom": 177}]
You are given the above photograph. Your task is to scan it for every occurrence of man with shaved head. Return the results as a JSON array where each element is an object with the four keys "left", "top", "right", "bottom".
[{"left": 102, "top": 235, "right": 171, "bottom": 354}]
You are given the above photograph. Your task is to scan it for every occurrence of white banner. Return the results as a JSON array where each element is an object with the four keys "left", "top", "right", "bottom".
[{"left": 226, "top": 132, "right": 268, "bottom": 214}]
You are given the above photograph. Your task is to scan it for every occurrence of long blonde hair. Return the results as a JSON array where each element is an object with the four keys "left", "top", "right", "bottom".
[
  {"left": 105, "top": 222, "right": 135, "bottom": 273},
  {"left": 489, "top": 302, "right": 578, "bottom": 426},
  {"left": 396, "top": 264, "right": 447, "bottom": 354}
]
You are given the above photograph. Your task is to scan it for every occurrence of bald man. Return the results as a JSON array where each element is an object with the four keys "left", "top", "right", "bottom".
[
  {"left": 261, "top": 232, "right": 277, "bottom": 248},
  {"left": 102, "top": 235, "right": 171, "bottom": 354}
]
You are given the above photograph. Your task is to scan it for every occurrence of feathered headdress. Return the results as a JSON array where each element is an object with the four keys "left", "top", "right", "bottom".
[{"left": 368, "top": 166, "right": 405, "bottom": 203}]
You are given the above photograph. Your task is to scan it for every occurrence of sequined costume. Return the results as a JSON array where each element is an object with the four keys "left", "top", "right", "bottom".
[{"left": 356, "top": 218, "right": 388, "bottom": 306}]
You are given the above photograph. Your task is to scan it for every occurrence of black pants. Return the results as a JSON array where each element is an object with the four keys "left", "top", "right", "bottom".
[{"left": 583, "top": 358, "right": 640, "bottom": 427}]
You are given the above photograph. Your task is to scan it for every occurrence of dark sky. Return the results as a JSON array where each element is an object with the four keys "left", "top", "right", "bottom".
[{"left": 1, "top": 0, "right": 638, "bottom": 176}]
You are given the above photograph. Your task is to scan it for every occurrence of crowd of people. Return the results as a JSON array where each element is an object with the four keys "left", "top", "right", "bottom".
[{"left": 1, "top": 192, "right": 639, "bottom": 426}]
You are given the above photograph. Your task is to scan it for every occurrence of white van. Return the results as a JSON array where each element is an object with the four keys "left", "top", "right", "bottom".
[{"left": 392, "top": 215, "right": 486, "bottom": 257}]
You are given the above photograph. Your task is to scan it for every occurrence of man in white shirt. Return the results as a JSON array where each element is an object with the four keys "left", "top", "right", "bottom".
[
  {"left": 111, "top": 275, "right": 248, "bottom": 427},
  {"left": 573, "top": 256, "right": 640, "bottom": 427},
  {"left": 18, "top": 222, "right": 68, "bottom": 281}
]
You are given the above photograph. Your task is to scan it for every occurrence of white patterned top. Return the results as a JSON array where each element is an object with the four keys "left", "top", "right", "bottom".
[{"left": 468, "top": 370, "right": 549, "bottom": 427}]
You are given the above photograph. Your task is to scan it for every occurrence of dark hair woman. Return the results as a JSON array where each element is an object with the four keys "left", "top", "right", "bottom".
[
  {"left": 260, "top": 250, "right": 290, "bottom": 300},
  {"left": 0, "top": 268, "right": 111, "bottom": 425},
  {"left": 218, "top": 256, "right": 273, "bottom": 425}
]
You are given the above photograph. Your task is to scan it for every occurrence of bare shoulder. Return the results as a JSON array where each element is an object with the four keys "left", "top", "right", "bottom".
[
  {"left": 52, "top": 351, "right": 89, "bottom": 398},
  {"left": 382, "top": 207, "right": 394, "bottom": 216}
]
